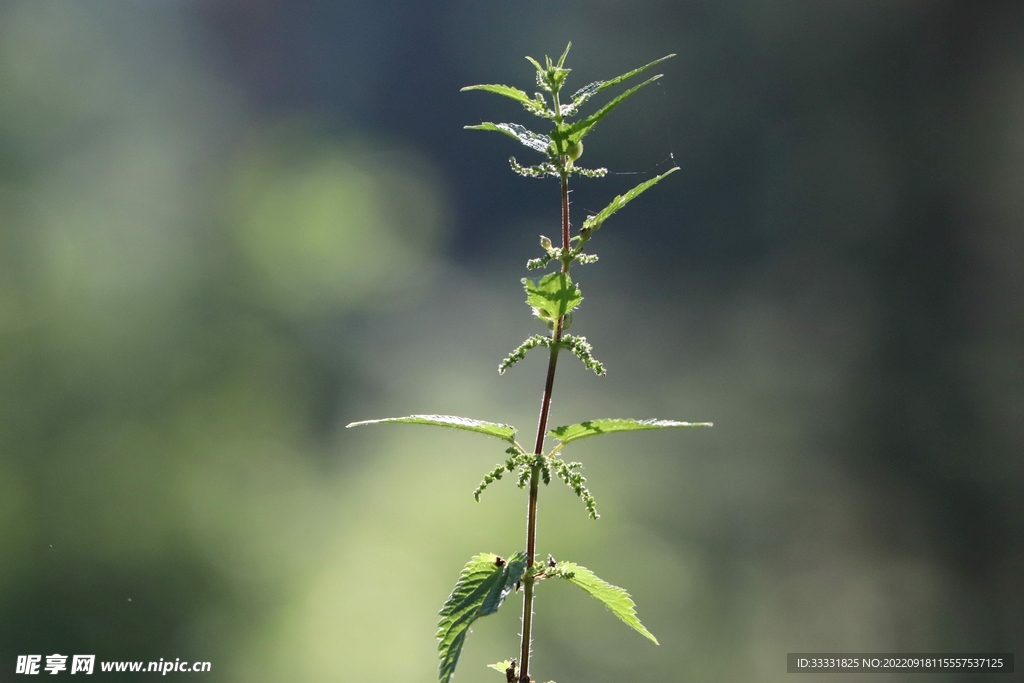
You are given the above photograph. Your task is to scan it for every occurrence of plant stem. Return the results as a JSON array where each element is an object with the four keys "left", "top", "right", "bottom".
[{"left": 519, "top": 167, "right": 571, "bottom": 683}]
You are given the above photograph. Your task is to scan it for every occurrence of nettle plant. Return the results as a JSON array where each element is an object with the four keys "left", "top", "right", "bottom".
[{"left": 348, "top": 44, "right": 711, "bottom": 683}]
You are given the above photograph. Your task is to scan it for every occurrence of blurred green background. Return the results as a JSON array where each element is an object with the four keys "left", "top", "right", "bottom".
[{"left": 1, "top": 1, "right": 1021, "bottom": 682}]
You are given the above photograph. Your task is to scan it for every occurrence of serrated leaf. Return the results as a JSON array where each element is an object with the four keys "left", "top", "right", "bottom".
[
  {"left": 594, "top": 53, "right": 675, "bottom": 95},
  {"left": 462, "top": 84, "right": 547, "bottom": 115},
  {"left": 462, "top": 83, "right": 532, "bottom": 105},
  {"left": 549, "top": 418, "right": 712, "bottom": 445},
  {"left": 522, "top": 272, "right": 582, "bottom": 323},
  {"left": 556, "top": 41, "right": 572, "bottom": 68},
  {"left": 565, "top": 54, "right": 675, "bottom": 116},
  {"left": 437, "top": 552, "right": 528, "bottom": 683},
  {"left": 487, "top": 660, "right": 512, "bottom": 674},
  {"left": 560, "top": 81, "right": 602, "bottom": 117},
  {"left": 565, "top": 74, "right": 662, "bottom": 144},
  {"left": 466, "top": 122, "right": 551, "bottom": 154},
  {"left": 582, "top": 167, "right": 679, "bottom": 232},
  {"left": 554, "top": 561, "right": 658, "bottom": 644},
  {"left": 568, "top": 80, "right": 603, "bottom": 107},
  {"left": 347, "top": 414, "right": 518, "bottom": 444}
]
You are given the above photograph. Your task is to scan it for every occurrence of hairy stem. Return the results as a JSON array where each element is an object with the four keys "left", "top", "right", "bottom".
[{"left": 519, "top": 163, "right": 571, "bottom": 683}]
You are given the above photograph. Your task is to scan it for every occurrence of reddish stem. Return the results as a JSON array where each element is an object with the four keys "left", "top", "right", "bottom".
[{"left": 518, "top": 167, "right": 570, "bottom": 683}]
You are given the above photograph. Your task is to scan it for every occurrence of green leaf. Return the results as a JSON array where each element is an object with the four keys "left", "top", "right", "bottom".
[
  {"left": 553, "top": 561, "right": 658, "bottom": 644},
  {"left": 564, "top": 80, "right": 602, "bottom": 113},
  {"left": 571, "top": 80, "right": 603, "bottom": 101},
  {"left": 549, "top": 418, "right": 712, "bottom": 445},
  {"left": 525, "top": 53, "right": 571, "bottom": 96},
  {"left": 461, "top": 84, "right": 547, "bottom": 116},
  {"left": 556, "top": 41, "right": 572, "bottom": 68},
  {"left": 522, "top": 272, "right": 582, "bottom": 323},
  {"left": 347, "top": 414, "right": 518, "bottom": 444},
  {"left": 466, "top": 122, "right": 551, "bottom": 154},
  {"left": 437, "top": 552, "right": 528, "bottom": 683},
  {"left": 593, "top": 53, "right": 675, "bottom": 95},
  {"left": 487, "top": 660, "right": 512, "bottom": 674},
  {"left": 462, "top": 83, "right": 532, "bottom": 106},
  {"left": 565, "top": 74, "right": 662, "bottom": 144},
  {"left": 564, "top": 54, "right": 675, "bottom": 116},
  {"left": 582, "top": 167, "right": 679, "bottom": 232}
]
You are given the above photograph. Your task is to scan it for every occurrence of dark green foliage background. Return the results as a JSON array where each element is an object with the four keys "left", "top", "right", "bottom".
[{"left": 0, "top": 1, "right": 1021, "bottom": 682}]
